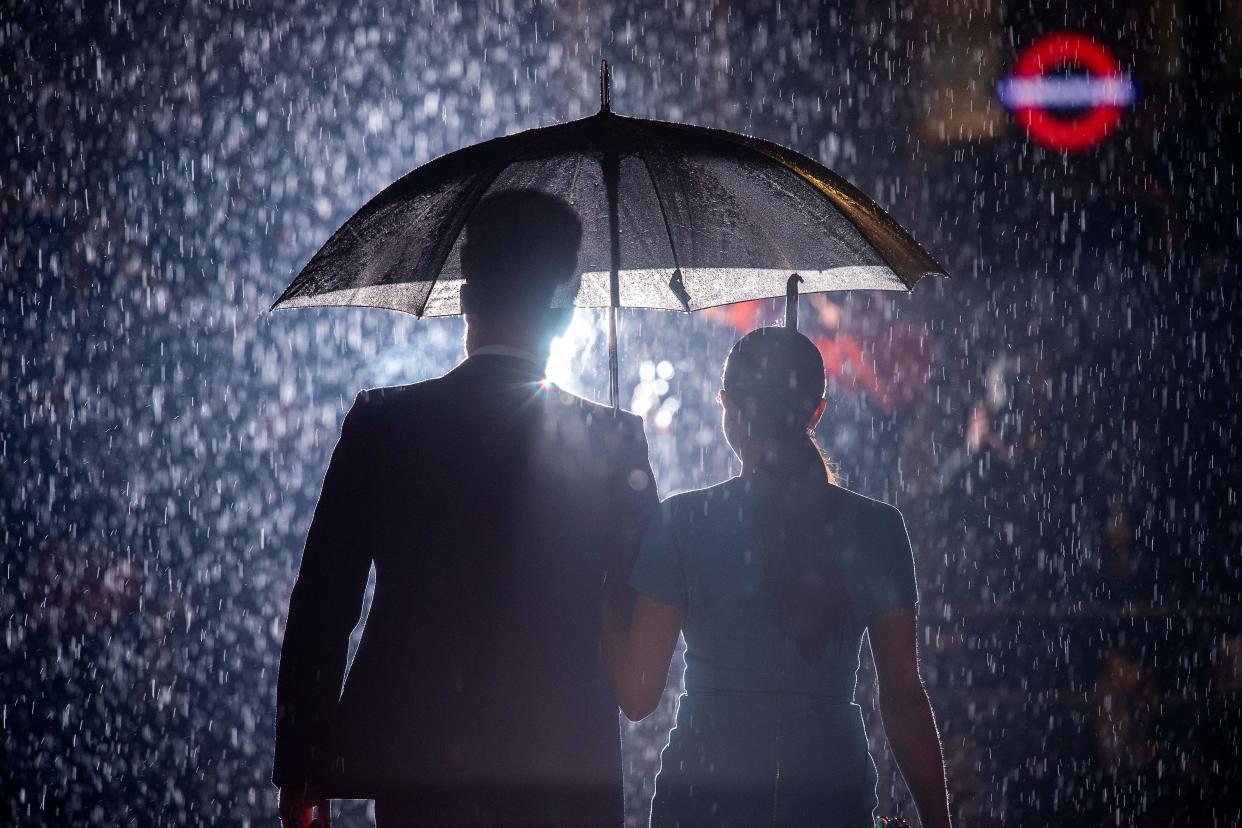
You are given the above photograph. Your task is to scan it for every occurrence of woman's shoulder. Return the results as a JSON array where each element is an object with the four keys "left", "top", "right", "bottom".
[
  {"left": 827, "top": 486, "right": 918, "bottom": 613},
  {"left": 655, "top": 477, "right": 748, "bottom": 523},
  {"left": 656, "top": 478, "right": 904, "bottom": 529},
  {"left": 824, "top": 482, "right": 904, "bottom": 526},
  {"left": 660, "top": 476, "right": 746, "bottom": 506}
]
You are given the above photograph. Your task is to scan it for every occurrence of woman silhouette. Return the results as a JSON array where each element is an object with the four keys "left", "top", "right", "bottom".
[{"left": 603, "top": 327, "right": 951, "bottom": 828}]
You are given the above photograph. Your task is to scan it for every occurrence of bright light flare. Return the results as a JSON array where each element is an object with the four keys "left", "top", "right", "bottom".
[{"left": 546, "top": 308, "right": 602, "bottom": 391}]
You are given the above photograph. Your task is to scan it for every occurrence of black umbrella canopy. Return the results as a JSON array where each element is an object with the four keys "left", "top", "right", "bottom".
[{"left": 272, "top": 72, "right": 946, "bottom": 321}]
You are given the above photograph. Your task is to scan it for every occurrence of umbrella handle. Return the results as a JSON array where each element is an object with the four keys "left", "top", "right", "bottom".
[{"left": 785, "top": 273, "right": 803, "bottom": 330}]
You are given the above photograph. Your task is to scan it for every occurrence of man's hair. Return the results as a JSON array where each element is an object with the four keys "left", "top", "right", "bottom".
[{"left": 460, "top": 189, "right": 583, "bottom": 315}]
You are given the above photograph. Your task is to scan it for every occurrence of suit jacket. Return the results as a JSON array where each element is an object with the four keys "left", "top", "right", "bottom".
[{"left": 273, "top": 354, "right": 657, "bottom": 824}]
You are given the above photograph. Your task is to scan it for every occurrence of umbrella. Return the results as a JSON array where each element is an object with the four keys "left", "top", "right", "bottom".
[{"left": 272, "top": 62, "right": 947, "bottom": 408}]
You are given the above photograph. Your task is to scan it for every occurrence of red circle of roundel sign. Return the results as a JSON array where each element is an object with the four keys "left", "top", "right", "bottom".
[{"left": 998, "top": 32, "right": 1137, "bottom": 151}]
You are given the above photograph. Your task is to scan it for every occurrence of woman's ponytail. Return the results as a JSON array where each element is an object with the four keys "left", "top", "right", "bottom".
[{"left": 723, "top": 328, "right": 852, "bottom": 661}]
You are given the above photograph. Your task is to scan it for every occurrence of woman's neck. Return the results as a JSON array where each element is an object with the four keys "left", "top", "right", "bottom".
[{"left": 739, "top": 437, "right": 828, "bottom": 482}]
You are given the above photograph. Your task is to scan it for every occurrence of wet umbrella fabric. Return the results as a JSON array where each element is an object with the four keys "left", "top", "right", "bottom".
[{"left": 272, "top": 67, "right": 946, "bottom": 405}]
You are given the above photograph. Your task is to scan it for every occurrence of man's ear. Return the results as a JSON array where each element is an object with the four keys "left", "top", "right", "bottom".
[
  {"left": 718, "top": 388, "right": 729, "bottom": 409},
  {"left": 808, "top": 398, "right": 827, "bottom": 429}
]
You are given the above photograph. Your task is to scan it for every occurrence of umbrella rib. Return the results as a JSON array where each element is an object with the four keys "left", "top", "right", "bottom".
[
  {"left": 412, "top": 135, "right": 543, "bottom": 317},
  {"left": 566, "top": 154, "right": 585, "bottom": 204},
  {"left": 635, "top": 150, "right": 690, "bottom": 309}
]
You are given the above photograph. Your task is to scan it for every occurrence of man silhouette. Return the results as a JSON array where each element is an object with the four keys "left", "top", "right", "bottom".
[{"left": 274, "top": 190, "right": 658, "bottom": 827}]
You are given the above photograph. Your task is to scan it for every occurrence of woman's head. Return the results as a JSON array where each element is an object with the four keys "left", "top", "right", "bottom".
[{"left": 720, "top": 326, "right": 830, "bottom": 481}]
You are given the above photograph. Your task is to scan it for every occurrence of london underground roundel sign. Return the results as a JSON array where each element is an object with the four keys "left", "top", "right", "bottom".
[{"left": 997, "top": 32, "right": 1136, "bottom": 151}]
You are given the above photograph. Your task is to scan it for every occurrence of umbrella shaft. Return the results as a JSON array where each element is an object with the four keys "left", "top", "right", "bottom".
[
  {"left": 603, "top": 141, "right": 622, "bottom": 411},
  {"left": 608, "top": 304, "right": 619, "bottom": 409}
]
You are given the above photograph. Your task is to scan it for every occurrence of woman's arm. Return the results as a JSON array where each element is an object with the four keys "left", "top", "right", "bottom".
[
  {"left": 601, "top": 590, "right": 682, "bottom": 721},
  {"left": 869, "top": 606, "right": 952, "bottom": 828}
]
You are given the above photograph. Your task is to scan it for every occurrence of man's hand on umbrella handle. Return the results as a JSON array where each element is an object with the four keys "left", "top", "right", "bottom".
[{"left": 278, "top": 786, "right": 330, "bottom": 828}]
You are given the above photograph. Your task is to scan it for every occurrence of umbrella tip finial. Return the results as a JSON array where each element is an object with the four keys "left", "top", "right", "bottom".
[
  {"left": 785, "top": 273, "right": 804, "bottom": 330},
  {"left": 599, "top": 59, "right": 611, "bottom": 113}
]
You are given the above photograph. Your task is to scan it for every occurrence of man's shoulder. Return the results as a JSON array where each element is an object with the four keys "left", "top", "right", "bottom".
[
  {"left": 354, "top": 378, "right": 647, "bottom": 444},
  {"left": 355, "top": 376, "right": 448, "bottom": 409},
  {"left": 338, "top": 378, "right": 450, "bottom": 436},
  {"left": 545, "top": 385, "right": 644, "bottom": 432}
]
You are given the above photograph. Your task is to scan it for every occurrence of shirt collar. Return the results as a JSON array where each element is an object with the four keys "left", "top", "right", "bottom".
[{"left": 468, "top": 344, "right": 547, "bottom": 367}]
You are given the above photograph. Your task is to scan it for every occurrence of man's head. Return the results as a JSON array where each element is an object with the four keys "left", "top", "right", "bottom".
[{"left": 460, "top": 190, "right": 583, "bottom": 357}]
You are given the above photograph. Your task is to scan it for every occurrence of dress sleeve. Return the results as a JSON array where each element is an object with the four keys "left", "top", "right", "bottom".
[
  {"left": 867, "top": 505, "right": 919, "bottom": 623},
  {"left": 627, "top": 500, "right": 688, "bottom": 610}
]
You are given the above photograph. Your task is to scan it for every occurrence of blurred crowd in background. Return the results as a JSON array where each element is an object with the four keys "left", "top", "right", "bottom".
[{"left": 2, "top": 0, "right": 1238, "bottom": 825}]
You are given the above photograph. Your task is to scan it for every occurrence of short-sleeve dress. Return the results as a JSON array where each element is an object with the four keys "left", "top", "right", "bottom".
[{"left": 629, "top": 476, "right": 917, "bottom": 828}]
